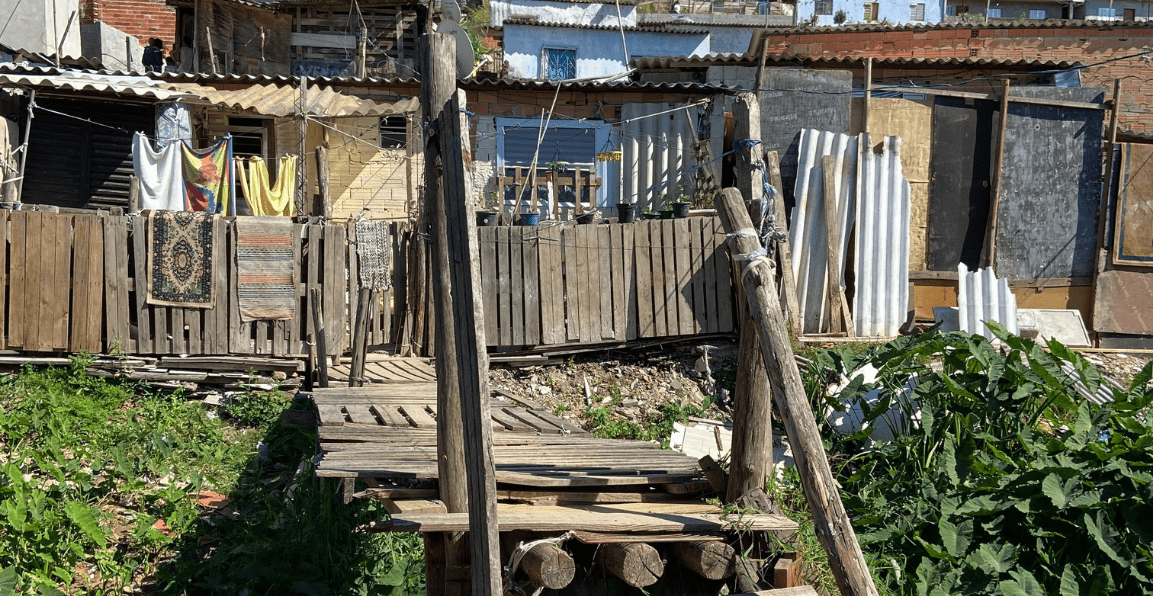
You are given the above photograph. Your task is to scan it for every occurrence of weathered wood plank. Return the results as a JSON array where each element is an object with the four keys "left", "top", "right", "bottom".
[
  {"left": 510, "top": 226, "right": 524, "bottom": 346},
  {"left": 8, "top": 211, "right": 25, "bottom": 348},
  {"left": 523, "top": 225, "right": 540, "bottom": 346},
  {"left": 597, "top": 225, "right": 613, "bottom": 340},
  {"left": 563, "top": 225, "right": 581, "bottom": 342},
  {"left": 690, "top": 217, "right": 706, "bottom": 334},
  {"left": 70, "top": 215, "right": 90, "bottom": 352},
  {"left": 634, "top": 221, "right": 654, "bottom": 339},
  {"left": 497, "top": 225, "right": 512, "bottom": 346},
  {"left": 85, "top": 215, "right": 104, "bottom": 353},
  {"left": 674, "top": 217, "right": 694, "bottom": 335},
  {"left": 479, "top": 226, "right": 498, "bottom": 343}
]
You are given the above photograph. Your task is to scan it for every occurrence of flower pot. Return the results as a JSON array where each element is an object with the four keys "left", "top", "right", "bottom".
[
  {"left": 616, "top": 203, "right": 637, "bottom": 223},
  {"left": 641, "top": 212, "right": 661, "bottom": 220},
  {"left": 476, "top": 211, "right": 498, "bottom": 227},
  {"left": 575, "top": 212, "right": 597, "bottom": 225},
  {"left": 672, "top": 201, "right": 691, "bottom": 218},
  {"left": 659, "top": 209, "right": 675, "bottom": 220},
  {"left": 516, "top": 212, "right": 541, "bottom": 226}
]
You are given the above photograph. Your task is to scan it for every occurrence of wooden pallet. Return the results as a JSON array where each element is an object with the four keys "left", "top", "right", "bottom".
[{"left": 328, "top": 356, "right": 436, "bottom": 383}]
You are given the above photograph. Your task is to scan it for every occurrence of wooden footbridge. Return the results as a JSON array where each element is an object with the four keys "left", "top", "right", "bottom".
[{"left": 307, "top": 357, "right": 804, "bottom": 592}]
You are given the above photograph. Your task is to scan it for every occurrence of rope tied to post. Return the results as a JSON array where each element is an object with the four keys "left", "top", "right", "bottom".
[
  {"left": 503, "top": 531, "right": 575, "bottom": 596},
  {"left": 732, "top": 138, "right": 789, "bottom": 252}
]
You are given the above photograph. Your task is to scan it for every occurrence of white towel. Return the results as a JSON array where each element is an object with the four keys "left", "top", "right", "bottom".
[{"left": 132, "top": 132, "right": 185, "bottom": 211}]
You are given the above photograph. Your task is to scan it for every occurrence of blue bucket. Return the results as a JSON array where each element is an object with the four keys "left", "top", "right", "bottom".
[{"left": 516, "top": 212, "right": 541, "bottom": 226}]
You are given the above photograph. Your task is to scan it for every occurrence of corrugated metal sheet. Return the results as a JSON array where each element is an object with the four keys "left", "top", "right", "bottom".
[
  {"left": 0, "top": 70, "right": 195, "bottom": 101},
  {"left": 789, "top": 129, "right": 857, "bottom": 335},
  {"left": 163, "top": 82, "right": 419, "bottom": 117},
  {"left": 501, "top": 17, "right": 707, "bottom": 33},
  {"left": 490, "top": 0, "right": 637, "bottom": 29},
  {"left": 853, "top": 133, "right": 910, "bottom": 338},
  {"left": 631, "top": 53, "right": 1080, "bottom": 70},
  {"left": 621, "top": 103, "right": 695, "bottom": 210},
  {"left": 956, "top": 263, "right": 1018, "bottom": 340},
  {"left": 1060, "top": 362, "right": 1118, "bottom": 406}
]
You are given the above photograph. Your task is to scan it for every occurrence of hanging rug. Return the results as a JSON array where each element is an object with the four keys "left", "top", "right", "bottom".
[
  {"left": 236, "top": 216, "right": 296, "bottom": 321},
  {"left": 148, "top": 211, "right": 216, "bottom": 308},
  {"left": 356, "top": 219, "right": 392, "bottom": 291}
]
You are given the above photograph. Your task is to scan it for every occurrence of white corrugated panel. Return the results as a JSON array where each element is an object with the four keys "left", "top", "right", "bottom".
[
  {"left": 853, "top": 133, "right": 911, "bottom": 338},
  {"left": 0, "top": 70, "right": 195, "bottom": 101},
  {"left": 621, "top": 103, "right": 695, "bottom": 211},
  {"left": 957, "top": 263, "right": 1018, "bottom": 340},
  {"left": 789, "top": 129, "right": 858, "bottom": 335},
  {"left": 490, "top": 0, "right": 637, "bottom": 28}
]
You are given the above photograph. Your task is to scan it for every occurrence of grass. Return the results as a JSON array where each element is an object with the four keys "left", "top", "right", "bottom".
[{"left": 0, "top": 355, "right": 424, "bottom": 595}]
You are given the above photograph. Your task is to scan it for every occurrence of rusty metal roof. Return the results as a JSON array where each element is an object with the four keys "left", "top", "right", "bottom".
[{"left": 630, "top": 52, "right": 1081, "bottom": 70}]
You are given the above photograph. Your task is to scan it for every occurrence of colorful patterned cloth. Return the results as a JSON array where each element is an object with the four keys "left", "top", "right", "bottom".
[
  {"left": 236, "top": 217, "right": 296, "bottom": 321},
  {"left": 147, "top": 211, "right": 216, "bottom": 308},
  {"left": 237, "top": 155, "right": 297, "bottom": 217},
  {"left": 355, "top": 219, "right": 392, "bottom": 290},
  {"left": 181, "top": 137, "right": 233, "bottom": 213}
]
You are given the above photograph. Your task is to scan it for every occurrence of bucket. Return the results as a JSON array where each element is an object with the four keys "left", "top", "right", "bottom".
[
  {"left": 672, "top": 201, "right": 691, "bottom": 218},
  {"left": 659, "top": 209, "right": 675, "bottom": 220},
  {"left": 575, "top": 212, "right": 597, "bottom": 225},
  {"left": 616, "top": 203, "right": 637, "bottom": 223},
  {"left": 516, "top": 212, "right": 541, "bottom": 226},
  {"left": 476, "top": 211, "right": 498, "bottom": 227}
]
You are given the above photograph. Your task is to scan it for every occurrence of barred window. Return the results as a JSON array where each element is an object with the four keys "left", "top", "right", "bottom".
[
  {"left": 909, "top": 2, "right": 925, "bottom": 20},
  {"left": 815, "top": 0, "right": 833, "bottom": 15}
]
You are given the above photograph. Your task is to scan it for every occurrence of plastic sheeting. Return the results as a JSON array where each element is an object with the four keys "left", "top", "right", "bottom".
[
  {"left": 957, "top": 263, "right": 1018, "bottom": 340},
  {"left": 789, "top": 129, "right": 858, "bottom": 335},
  {"left": 853, "top": 133, "right": 910, "bottom": 338}
]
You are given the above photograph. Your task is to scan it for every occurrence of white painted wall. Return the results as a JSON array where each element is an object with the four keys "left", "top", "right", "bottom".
[
  {"left": 490, "top": 0, "right": 638, "bottom": 27},
  {"left": 504, "top": 23, "right": 709, "bottom": 79}
]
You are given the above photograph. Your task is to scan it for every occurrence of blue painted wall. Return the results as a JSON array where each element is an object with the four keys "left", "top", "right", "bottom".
[
  {"left": 503, "top": 23, "right": 710, "bottom": 79},
  {"left": 793, "top": 0, "right": 945, "bottom": 25}
]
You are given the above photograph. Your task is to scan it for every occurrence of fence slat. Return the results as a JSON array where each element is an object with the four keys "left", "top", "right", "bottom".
[
  {"left": 539, "top": 224, "right": 564, "bottom": 345},
  {"left": 689, "top": 217, "right": 706, "bottom": 335},
  {"left": 130, "top": 216, "right": 152, "bottom": 354},
  {"left": 577, "top": 225, "right": 593, "bottom": 343},
  {"left": 610, "top": 225, "right": 625, "bottom": 342},
  {"left": 597, "top": 225, "right": 612, "bottom": 340},
  {"left": 714, "top": 220, "right": 734, "bottom": 333},
  {"left": 70, "top": 216, "right": 90, "bottom": 352},
  {"left": 634, "top": 222, "right": 654, "bottom": 339},
  {"left": 8, "top": 212, "right": 24, "bottom": 348},
  {"left": 661, "top": 220, "right": 679, "bottom": 337},
  {"left": 230, "top": 221, "right": 248, "bottom": 354},
  {"left": 289, "top": 222, "right": 303, "bottom": 356},
  {"left": 675, "top": 218, "right": 694, "bottom": 335},
  {"left": 650, "top": 221, "right": 669, "bottom": 337},
  {"left": 562, "top": 225, "right": 579, "bottom": 342},
  {"left": 510, "top": 226, "right": 524, "bottom": 346},
  {"left": 479, "top": 226, "right": 498, "bottom": 344},
  {"left": 52, "top": 215, "right": 72, "bottom": 350},
  {"left": 497, "top": 226, "right": 512, "bottom": 346},
  {"left": 99, "top": 213, "right": 120, "bottom": 353},
  {"left": 523, "top": 226, "right": 540, "bottom": 346},
  {"left": 172, "top": 308, "right": 187, "bottom": 354},
  {"left": 623, "top": 225, "right": 637, "bottom": 341},
  {"left": 85, "top": 216, "right": 104, "bottom": 353},
  {"left": 32, "top": 212, "right": 54, "bottom": 352}
]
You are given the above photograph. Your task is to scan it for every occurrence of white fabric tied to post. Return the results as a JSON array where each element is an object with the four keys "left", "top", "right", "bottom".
[{"left": 132, "top": 132, "right": 186, "bottom": 211}]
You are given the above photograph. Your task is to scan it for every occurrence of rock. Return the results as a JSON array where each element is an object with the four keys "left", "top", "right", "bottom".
[
  {"left": 273, "top": 371, "right": 287, "bottom": 381},
  {"left": 670, "top": 379, "right": 683, "bottom": 392},
  {"left": 538, "top": 385, "right": 551, "bottom": 395}
]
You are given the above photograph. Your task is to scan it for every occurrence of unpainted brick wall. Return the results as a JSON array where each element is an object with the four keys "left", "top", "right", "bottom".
[
  {"left": 762, "top": 25, "right": 1153, "bottom": 131},
  {"left": 88, "top": 0, "right": 176, "bottom": 50},
  {"left": 328, "top": 117, "right": 420, "bottom": 221}
]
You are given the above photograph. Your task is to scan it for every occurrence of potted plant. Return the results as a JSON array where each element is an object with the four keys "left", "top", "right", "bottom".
[
  {"left": 640, "top": 207, "right": 661, "bottom": 220},
  {"left": 672, "top": 185, "right": 692, "bottom": 218},
  {"left": 476, "top": 191, "right": 499, "bottom": 227}
]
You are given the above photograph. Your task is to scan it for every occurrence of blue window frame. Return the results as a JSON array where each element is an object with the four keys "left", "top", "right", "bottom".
[
  {"left": 987, "top": 7, "right": 1001, "bottom": 17},
  {"left": 544, "top": 48, "right": 576, "bottom": 80}
]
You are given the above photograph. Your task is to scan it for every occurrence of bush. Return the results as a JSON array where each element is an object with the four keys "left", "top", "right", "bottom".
[{"left": 806, "top": 325, "right": 1153, "bottom": 595}]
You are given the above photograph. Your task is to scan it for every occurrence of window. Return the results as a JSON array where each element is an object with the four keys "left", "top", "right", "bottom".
[
  {"left": 379, "top": 115, "right": 407, "bottom": 149},
  {"left": 543, "top": 48, "right": 575, "bottom": 80},
  {"left": 1098, "top": 7, "right": 1115, "bottom": 16},
  {"left": 815, "top": 0, "right": 832, "bottom": 14},
  {"left": 497, "top": 118, "right": 613, "bottom": 212},
  {"left": 863, "top": 2, "right": 878, "bottom": 20},
  {"left": 228, "top": 117, "right": 268, "bottom": 161},
  {"left": 987, "top": 7, "right": 1001, "bottom": 17},
  {"left": 1124, "top": 8, "right": 1136, "bottom": 19},
  {"left": 1028, "top": 8, "right": 1046, "bottom": 18},
  {"left": 910, "top": 2, "right": 925, "bottom": 20},
  {"left": 955, "top": 4, "right": 969, "bottom": 13}
]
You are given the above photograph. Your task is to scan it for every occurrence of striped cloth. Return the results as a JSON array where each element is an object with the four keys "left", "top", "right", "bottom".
[
  {"left": 236, "top": 217, "right": 295, "bottom": 321},
  {"left": 356, "top": 219, "right": 392, "bottom": 290}
]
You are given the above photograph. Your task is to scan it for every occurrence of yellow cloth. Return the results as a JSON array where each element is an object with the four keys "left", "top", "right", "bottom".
[{"left": 237, "top": 156, "right": 297, "bottom": 216}]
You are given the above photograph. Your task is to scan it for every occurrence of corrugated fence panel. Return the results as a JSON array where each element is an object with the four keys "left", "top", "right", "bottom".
[
  {"left": 789, "top": 129, "right": 858, "bottom": 335},
  {"left": 957, "top": 263, "right": 1018, "bottom": 341},
  {"left": 621, "top": 103, "right": 696, "bottom": 213},
  {"left": 853, "top": 133, "right": 911, "bottom": 338}
]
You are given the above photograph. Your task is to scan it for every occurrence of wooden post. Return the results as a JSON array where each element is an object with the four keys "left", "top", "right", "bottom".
[
  {"left": 315, "top": 146, "right": 331, "bottom": 219},
  {"left": 14, "top": 90, "right": 35, "bottom": 204},
  {"left": 675, "top": 541, "right": 736, "bottom": 580},
  {"left": 309, "top": 288, "right": 329, "bottom": 388},
  {"left": 716, "top": 187, "right": 879, "bottom": 596},
  {"left": 296, "top": 76, "right": 309, "bottom": 217},
  {"left": 982, "top": 78, "right": 1011, "bottom": 269},
  {"left": 128, "top": 175, "right": 140, "bottom": 212},
  {"left": 349, "top": 287, "right": 372, "bottom": 387},
  {"left": 406, "top": 112, "right": 416, "bottom": 216},
  {"left": 356, "top": 26, "right": 368, "bottom": 78},
  {"left": 596, "top": 543, "right": 664, "bottom": 588},
  {"left": 205, "top": 26, "right": 217, "bottom": 74},
  {"left": 822, "top": 155, "right": 846, "bottom": 335},
  {"left": 422, "top": 33, "right": 502, "bottom": 596},
  {"left": 1092, "top": 79, "right": 1121, "bottom": 336},
  {"left": 728, "top": 93, "right": 773, "bottom": 504},
  {"left": 125, "top": 36, "right": 134, "bottom": 70},
  {"left": 765, "top": 151, "right": 802, "bottom": 334},
  {"left": 862, "top": 57, "right": 872, "bottom": 134},
  {"left": 520, "top": 543, "right": 576, "bottom": 589}
]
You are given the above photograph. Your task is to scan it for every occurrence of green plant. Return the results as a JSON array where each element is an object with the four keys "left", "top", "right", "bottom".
[
  {"left": 834, "top": 9, "right": 847, "bottom": 23},
  {"left": 805, "top": 325, "right": 1153, "bottom": 595},
  {"left": 222, "top": 383, "right": 291, "bottom": 427},
  {"left": 461, "top": 0, "right": 492, "bottom": 57}
]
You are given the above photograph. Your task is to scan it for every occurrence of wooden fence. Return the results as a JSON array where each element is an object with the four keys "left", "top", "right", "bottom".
[
  {"left": 0, "top": 211, "right": 733, "bottom": 357},
  {"left": 475, "top": 217, "right": 734, "bottom": 350},
  {"left": 0, "top": 210, "right": 409, "bottom": 357}
]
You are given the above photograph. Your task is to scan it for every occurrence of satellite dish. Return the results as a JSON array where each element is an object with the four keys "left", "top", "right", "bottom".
[{"left": 434, "top": 21, "right": 476, "bottom": 78}]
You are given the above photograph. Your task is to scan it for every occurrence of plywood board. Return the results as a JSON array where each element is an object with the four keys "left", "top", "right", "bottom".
[
  {"left": 1113, "top": 143, "right": 1153, "bottom": 266},
  {"left": 927, "top": 96, "right": 996, "bottom": 271}
]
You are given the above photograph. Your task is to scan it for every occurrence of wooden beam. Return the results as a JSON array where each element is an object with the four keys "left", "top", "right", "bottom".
[
  {"left": 596, "top": 543, "right": 664, "bottom": 588},
  {"left": 373, "top": 511, "right": 800, "bottom": 533},
  {"left": 765, "top": 151, "right": 801, "bottom": 334},
  {"left": 309, "top": 288, "right": 329, "bottom": 388},
  {"left": 520, "top": 543, "right": 576, "bottom": 589},
  {"left": 675, "top": 541, "right": 736, "bottom": 580},
  {"left": 869, "top": 84, "right": 1107, "bottom": 111},
  {"left": 349, "top": 287, "right": 372, "bottom": 387},
  {"left": 862, "top": 57, "right": 872, "bottom": 133},
  {"left": 822, "top": 155, "right": 844, "bottom": 335},
  {"left": 290, "top": 31, "right": 357, "bottom": 49},
  {"left": 983, "top": 78, "right": 1011, "bottom": 269},
  {"left": 422, "top": 32, "right": 501, "bottom": 596},
  {"left": 715, "top": 187, "right": 878, "bottom": 596},
  {"left": 728, "top": 92, "right": 773, "bottom": 504},
  {"left": 128, "top": 175, "right": 140, "bottom": 213},
  {"left": 1093, "top": 78, "right": 1121, "bottom": 339}
]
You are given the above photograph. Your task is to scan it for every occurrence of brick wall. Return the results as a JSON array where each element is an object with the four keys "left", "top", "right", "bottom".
[
  {"left": 88, "top": 0, "right": 176, "bottom": 50},
  {"left": 760, "top": 24, "right": 1153, "bottom": 131}
]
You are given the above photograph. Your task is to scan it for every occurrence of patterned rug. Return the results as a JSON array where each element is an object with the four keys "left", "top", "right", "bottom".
[
  {"left": 356, "top": 219, "right": 391, "bottom": 290},
  {"left": 148, "top": 211, "right": 216, "bottom": 308},
  {"left": 236, "top": 217, "right": 296, "bottom": 321}
]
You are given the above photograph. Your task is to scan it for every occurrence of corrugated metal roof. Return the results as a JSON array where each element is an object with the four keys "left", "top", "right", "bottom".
[
  {"left": 640, "top": 13, "right": 794, "bottom": 27},
  {"left": 957, "top": 263, "right": 1018, "bottom": 340},
  {"left": 631, "top": 52, "right": 1081, "bottom": 70},
  {"left": 790, "top": 129, "right": 858, "bottom": 335},
  {"left": 0, "top": 67, "right": 197, "bottom": 101},
  {"left": 154, "top": 70, "right": 421, "bottom": 86},
  {"left": 853, "top": 133, "right": 909, "bottom": 338},
  {"left": 750, "top": 18, "right": 1153, "bottom": 32},
  {"left": 501, "top": 16, "right": 711, "bottom": 34},
  {"left": 162, "top": 81, "right": 419, "bottom": 116}
]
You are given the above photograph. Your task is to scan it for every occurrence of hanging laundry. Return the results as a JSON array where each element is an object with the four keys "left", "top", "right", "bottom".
[
  {"left": 132, "top": 132, "right": 186, "bottom": 211},
  {"left": 156, "top": 102, "right": 191, "bottom": 149},
  {"left": 237, "top": 155, "right": 297, "bottom": 217},
  {"left": 181, "top": 137, "right": 233, "bottom": 213},
  {"left": 147, "top": 210, "right": 217, "bottom": 308},
  {"left": 355, "top": 219, "right": 392, "bottom": 290},
  {"left": 0, "top": 117, "right": 18, "bottom": 203}
]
